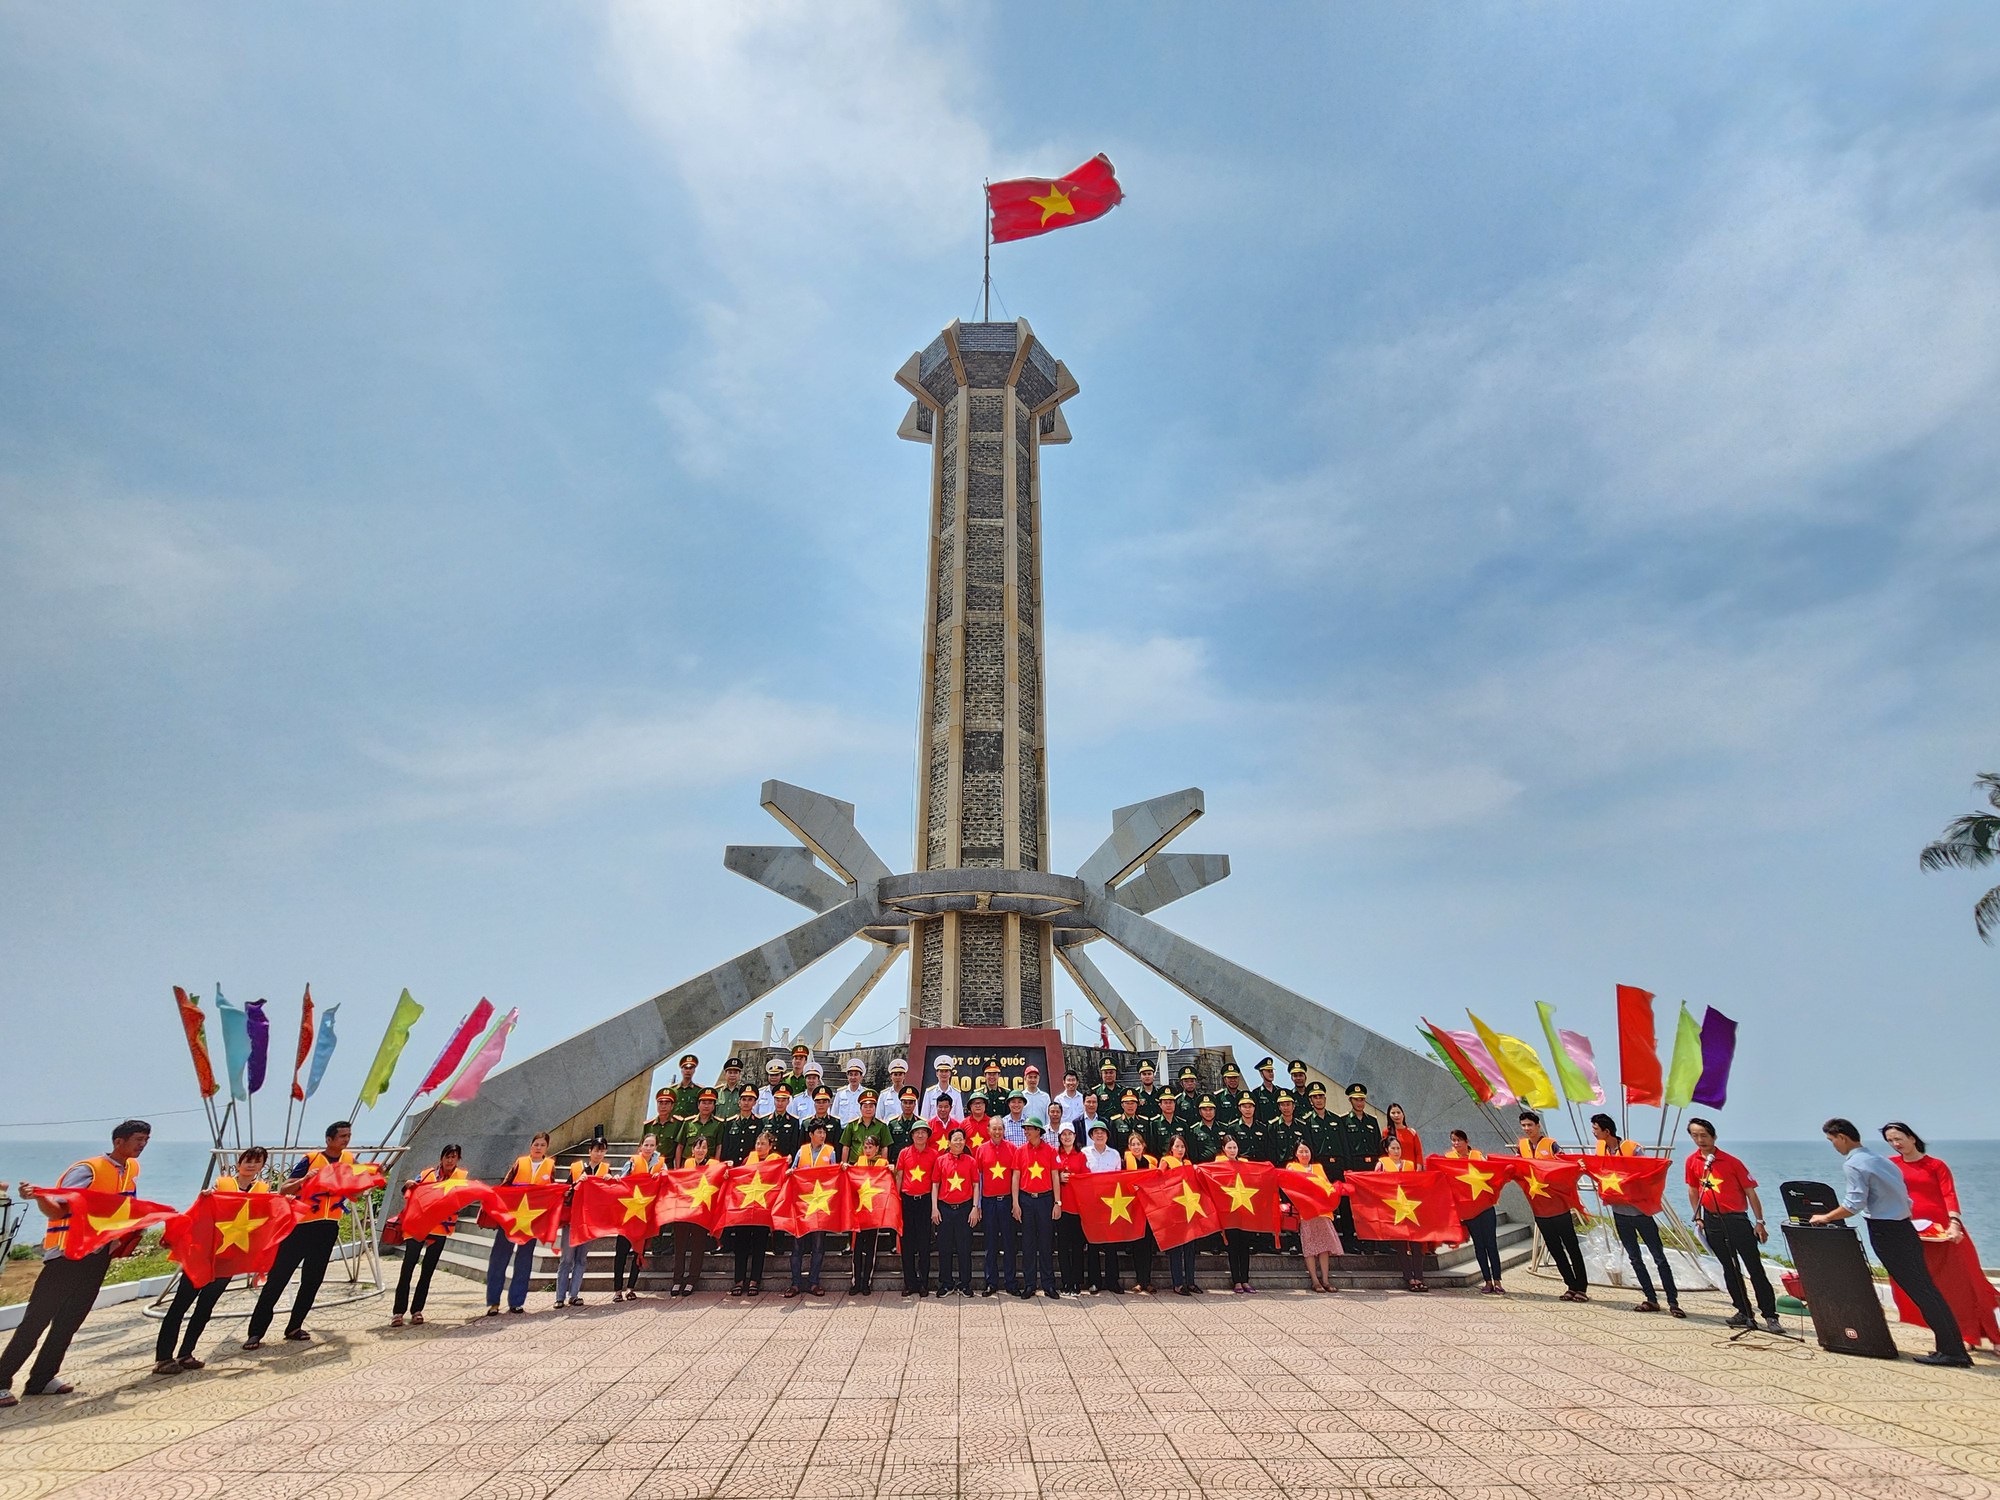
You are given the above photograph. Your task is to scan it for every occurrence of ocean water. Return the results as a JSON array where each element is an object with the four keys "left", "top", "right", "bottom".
[{"left": 1, "top": 1140, "right": 288, "bottom": 1234}]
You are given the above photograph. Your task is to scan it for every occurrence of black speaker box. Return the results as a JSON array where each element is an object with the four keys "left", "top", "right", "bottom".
[{"left": 1782, "top": 1222, "right": 1898, "bottom": 1359}]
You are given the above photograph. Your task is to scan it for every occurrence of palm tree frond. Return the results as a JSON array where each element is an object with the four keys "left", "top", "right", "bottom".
[
  {"left": 1981, "top": 771, "right": 2000, "bottom": 814},
  {"left": 1920, "top": 814, "right": 2000, "bottom": 871},
  {"left": 1977, "top": 884, "right": 2000, "bottom": 945}
]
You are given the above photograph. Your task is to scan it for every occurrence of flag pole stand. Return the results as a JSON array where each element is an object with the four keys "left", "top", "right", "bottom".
[{"left": 982, "top": 180, "right": 991, "bottom": 321}]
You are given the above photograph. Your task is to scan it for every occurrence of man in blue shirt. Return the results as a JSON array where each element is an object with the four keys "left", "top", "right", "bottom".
[{"left": 1810, "top": 1117, "right": 1969, "bottom": 1367}]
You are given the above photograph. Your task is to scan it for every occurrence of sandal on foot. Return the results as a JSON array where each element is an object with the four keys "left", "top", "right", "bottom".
[
  {"left": 153, "top": 1360, "right": 183, "bottom": 1376},
  {"left": 177, "top": 1356, "right": 205, "bottom": 1371},
  {"left": 389, "top": 1315, "right": 405, "bottom": 1328},
  {"left": 411, "top": 1313, "right": 424, "bottom": 1325},
  {"left": 1633, "top": 1300, "right": 1661, "bottom": 1313}
]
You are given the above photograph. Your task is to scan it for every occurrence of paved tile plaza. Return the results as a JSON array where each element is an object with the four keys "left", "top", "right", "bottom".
[{"left": 3, "top": 1271, "right": 1999, "bottom": 1499}]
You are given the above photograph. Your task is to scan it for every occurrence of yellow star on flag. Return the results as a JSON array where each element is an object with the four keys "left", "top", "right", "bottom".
[
  {"left": 1385, "top": 1187, "right": 1423, "bottom": 1225},
  {"left": 799, "top": 1178, "right": 837, "bottom": 1218},
  {"left": 1104, "top": 1184, "right": 1136, "bottom": 1224},
  {"left": 735, "top": 1173, "right": 778, "bottom": 1209},
  {"left": 1221, "top": 1175, "right": 1258, "bottom": 1213},
  {"left": 1456, "top": 1164, "right": 1496, "bottom": 1201},
  {"left": 617, "top": 1187, "right": 656, "bottom": 1223},
  {"left": 1173, "top": 1182, "right": 1208, "bottom": 1221},
  {"left": 85, "top": 1199, "right": 136, "bottom": 1235},
  {"left": 1594, "top": 1171, "right": 1624, "bottom": 1197},
  {"left": 505, "top": 1199, "right": 545, "bottom": 1236},
  {"left": 946, "top": 1171, "right": 966, "bottom": 1193},
  {"left": 1029, "top": 184, "right": 1075, "bottom": 226},
  {"left": 687, "top": 1176, "right": 719, "bottom": 1210},
  {"left": 212, "top": 1201, "right": 268, "bottom": 1253},
  {"left": 1027, "top": 1162, "right": 1046, "bottom": 1181},
  {"left": 854, "top": 1174, "right": 884, "bottom": 1211},
  {"left": 1524, "top": 1174, "right": 1549, "bottom": 1199}
]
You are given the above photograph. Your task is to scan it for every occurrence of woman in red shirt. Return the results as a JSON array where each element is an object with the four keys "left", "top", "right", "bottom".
[
  {"left": 1054, "top": 1125, "right": 1089, "bottom": 1294},
  {"left": 1883, "top": 1123, "right": 2000, "bottom": 1350},
  {"left": 932, "top": 1128, "right": 980, "bottom": 1297}
]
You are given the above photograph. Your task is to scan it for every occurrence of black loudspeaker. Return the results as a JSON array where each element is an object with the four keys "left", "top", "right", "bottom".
[
  {"left": 1782, "top": 1222, "right": 1898, "bottom": 1359},
  {"left": 1780, "top": 1179, "right": 1839, "bottom": 1222}
]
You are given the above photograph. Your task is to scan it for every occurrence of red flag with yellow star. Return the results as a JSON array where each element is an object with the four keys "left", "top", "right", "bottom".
[
  {"left": 1274, "top": 1166, "right": 1342, "bottom": 1221},
  {"left": 31, "top": 1188, "right": 181, "bottom": 1259},
  {"left": 657, "top": 1162, "right": 729, "bottom": 1235},
  {"left": 1195, "top": 1161, "right": 1282, "bottom": 1236},
  {"left": 1426, "top": 1154, "right": 1523, "bottom": 1219},
  {"left": 163, "top": 1191, "right": 300, "bottom": 1287},
  {"left": 1582, "top": 1155, "right": 1670, "bottom": 1216},
  {"left": 480, "top": 1182, "right": 567, "bottom": 1245},
  {"left": 720, "top": 1158, "right": 788, "bottom": 1229},
  {"left": 846, "top": 1165, "right": 902, "bottom": 1234},
  {"left": 1135, "top": 1166, "right": 1219, "bottom": 1251},
  {"left": 1517, "top": 1156, "right": 1586, "bottom": 1216},
  {"left": 774, "top": 1165, "right": 852, "bottom": 1237},
  {"left": 1346, "top": 1170, "right": 1463, "bottom": 1244},
  {"left": 570, "top": 1174, "right": 662, "bottom": 1247},
  {"left": 398, "top": 1178, "right": 495, "bottom": 1242},
  {"left": 298, "top": 1160, "right": 387, "bottom": 1209},
  {"left": 1066, "top": 1170, "right": 1147, "bottom": 1243},
  {"left": 988, "top": 155, "right": 1124, "bottom": 244}
]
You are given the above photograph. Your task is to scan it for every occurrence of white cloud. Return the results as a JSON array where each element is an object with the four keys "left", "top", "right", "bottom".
[{"left": 1046, "top": 627, "right": 1221, "bottom": 748}]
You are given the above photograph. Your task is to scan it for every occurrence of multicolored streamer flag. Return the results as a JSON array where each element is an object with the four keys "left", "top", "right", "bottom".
[
  {"left": 358, "top": 989, "right": 426, "bottom": 1109},
  {"left": 1419, "top": 1021, "right": 1491, "bottom": 1103},
  {"left": 1693, "top": 1007, "right": 1738, "bottom": 1108},
  {"left": 987, "top": 154, "right": 1124, "bottom": 243},
  {"left": 289, "top": 986, "right": 314, "bottom": 1103},
  {"left": 1443, "top": 1027, "right": 1516, "bottom": 1107},
  {"left": 173, "top": 987, "right": 219, "bottom": 1098},
  {"left": 244, "top": 998, "right": 270, "bottom": 1095},
  {"left": 418, "top": 998, "right": 496, "bottom": 1096},
  {"left": 1663, "top": 1003, "right": 1704, "bottom": 1108},
  {"left": 1534, "top": 1002, "right": 1605, "bottom": 1105},
  {"left": 442, "top": 1007, "right": 518, "bottom": 1105},
  {"left": 1466, "top": 1012, "right": 1557, "bottom": 1109},
  {"left": 305, "top": 1004, "right": 339, "bottom": 1099},
  {"left": 216, "top": 986, "right": 251, "bottom": 1103},
  {"left": 1617, "top": 984, "right": 1663, "bottom": 1106}
]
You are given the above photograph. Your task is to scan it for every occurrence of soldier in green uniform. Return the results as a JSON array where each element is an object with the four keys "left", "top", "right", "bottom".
[
  {"left": 1171, "top": 1065, "right": 1204, "bottom": 1119},
  {"left": 675, "top": 1088, "right": 724, "bottom": 1166},
  {"left": 1265, "top": 1092, "right": 1305, "bottom": 1168},
  {"left": 763, "top": 1087, "right": 802, "bottom": 1160},
  {"left": 670, "top": 1054, "right": 705, "bottom": 1120},
  {"left": 642, "top": 1086, "right": 677, "bottom": 1141},
  {"left": 976, "top": 1062, "right": 1012, "bottom": 1121},
  {"left": 782, "top": 1043, "right": 813, "bottom": 1099},
  {"left": 1144, "top": 1091, "right": 1186, "bottom": 1158},
  {"left": 888, "top": 1087, "right": 926, "bottom": 1153},
  {"left": 1333, "top": 1082, "right": 1383, "bottom": 1249},
  {"left": 840, "top": 1089, "right": 893, "bottom": 1162},
  {"left": 1133, "top": 1061, "right": 1163, "bottom": 1118},
  {"left": 1112, "top": 1089, "right": 1148, "bottom": 1155},
  {"left": 715, "top": 1056, "right": 746, "bottom": 1105},
  {"left": 1298, "top": 1082, "right": 1341, "bottom": 1167},
  {"left": 720, "top": 1087, "right": 764, "bottom": 1163},
  {"left": 1184, "top": 1098, "right": 1223, "bottom": 1164},
  {"left": 1219, "top": 1093, "right": 1268, "bottom": 1163},
  {"left": 1287, "top": 1058, "right": 1311, "bottom": 1102},
  {"left": 1088, "top": 1060, "right": 1123, "bottom": 1122},
  {"left": 1211, "top": 1062, "right": 1246, "bottom": 1120},
  {"left": 1247, "top": 1058, "right": 1285, "bottom": 1124}
]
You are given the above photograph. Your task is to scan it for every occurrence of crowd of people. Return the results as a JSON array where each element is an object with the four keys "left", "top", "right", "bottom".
[{"left": 3, "top": 1051, "right": 1994, "bottom": 1404}]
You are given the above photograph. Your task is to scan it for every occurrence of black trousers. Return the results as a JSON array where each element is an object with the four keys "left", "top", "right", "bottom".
[
  {"left": 612, "top": 1237, "right": 641, "bottom": 1292},
  {"left": 728, "top": 1226, "right": 768, "bottom": 1286},
  {"left": 157, "top": 1275, "right": 228, "bottom": 1361},
  {"left": 248, "top": 1219, "right": 340, "bottom": 1340},
  {"left": 937, "top": 1201, "right": 974, "bottom": 1292},
  {"left": 1536, "top": 1212, "right": 1588, "bottom": 1294},
  {"left": 1701, "top": 1211, "right": 1774, "bottom": 1318},
  {"left": 393, "top": 1237, "right": 446, "bottom": 1317},
  {"left": 1128, "top": 1230, "right": 1157, "bottom": 1290},
  {"left": 0, "top": 1251, "right": 110, "bottom": 1392},
  {"left": 672, "top": 1225, "right": 711, "bottom": 1288},
  {"left": 1870, "top": 1217, "right": 1967, "bottom": 1358},
  {"left": 852, "top": 1228, "right": 884, "bottom": 1291},
  {"left": 1085, "top": 1237, "right": 1122, "bottom": 1292},
  {"left": 1224, "top": 1229, "right": 1256, "bottom": 1285},
  {"left": 1018, "top": 1193, "right": 1056, "bottom": 1294},
  {"left": 1056, "top": 1213, "right": 1086, "bottom": 1291},
  {"left": 1613, "top": 1212, "right": 1677, "bottom": 1305},
  {"left": 1465, "top": 1207, "right": 1502, "bottom": 1283},
  {"left": 899, "top": 1196, "right": 932, "bottom": 1292}
]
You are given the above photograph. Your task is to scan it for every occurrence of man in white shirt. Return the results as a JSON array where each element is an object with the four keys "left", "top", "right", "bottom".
[
  {"left": 754, "top": 1059, "right": 789, "bottom": 1116},
  {"left": 831, "top": 1060, "right": 869, "bottom": 1124},
  {"left": 790, "top": 1063, "right": 823, "bottom": 1120},
  {"left": 1049, "top": 1070, "right": 1087, "bottom": 1129},
  {"left": 1018, "top": 1066, "right": 1051, "bottom": 1129},
  {"left": 1080, "top": 1121, "right": 1124, "bottom": 1296},
  {"left": 919, "top": 1056, "right": 964, "bottom": 1120},
  {"left": 875, "top": 1060, "right": 909, "bottom": 1121}
]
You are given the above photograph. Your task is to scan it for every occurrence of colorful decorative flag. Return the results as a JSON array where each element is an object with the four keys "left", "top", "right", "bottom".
[
  {"left": 173, "top": 987, "right": 219, "bottom": 1099},
  {"left": 1345, "top": 1171, "right": 1463, "bottom": 1245},
  {"left": 442, "top": 1007, "right": 517, "bottom": 1106},
  {"left": 481, "top": 1183, "right": 567, "bottom": 1245},
  {"left": 216, "top": 986, "right": 251, "bottom": 1102},
  {"left": 570, "top": 1175, "right": 661, "bottom": 1247},
  {"left": 657, "top": 1163, "right": 730, "bottom": 1235},
  {"left": 1663, "top": 1004, "right": 1704, "bottom": 1108},
  {"left": 1617, "top": 984, "right": 1663, "bottom": 1107},
  {"left": 32, "top": 1188, "right": 181, "bottom": 1259},
  {"left": 358, "top": 989, "right": 426, "bottom": 1109},
  {"left": 1134, "top": 1166, "right": 1218, "bottom": 1251},
  {"left": 720, "top": 1159, "right": 789, "bottom": 1229},
  {"left": 1693, "top": 1007, "right": 1739, "bottom": 1108},
  {"left": 163, "top": 1191, "right": 300, "bottom": 1287},
  {"left": 305, "top": 1005, "right": 339, "bottom": 1100},
  {"left": 1534, "top": 1002, "right": 1605, "bottom": 1105},
  {"left": 1066, "top": 1170, "right": 1148, "bottom": 1243},
  {"left": 1273, "top": 1168, "right": 1341, "bottom": 1221},
  {"left": 288, "top": 986, "right": 314, "bottom": 1103},
  {"left": 244, "top": 998, "right": 270, "bottom": 1095},
  {"left": 1419, "top": 1021, "right": 1491, "bottom": 1104},
  {"left": 398, "top": 1179, "right": 496, "bottom": 1242},
  {"left": 1467, "top": 1012, "right": 1558, "bottom": 1108},
  {"left": 846, "top": 1165, "right": 902, "bottom": 1235},
  {"left": 988, "top": 154, "right": 1123, "bottom": 244},
  {"left": 1516, "top": 1157, "right": 1586, "bottom": 1216},
  {"left": 1426, "top": 1154, "right": 1524, "bottom": 1219},
  {"left": 774, "top": 1165, "right": 852, "bottom": 1237},
  {"left": 1195, "top": 1160, "right": 1283, "bottom": 1236},
  {"left": 1443, "top": 1028, "right": 1516, "bottom": 1107},
  {"left": 418, "top": 998, "right": 496, "bottom": 1096},
  {"left": 1582, "top": 1156, "right": 1671, "bottom": 1217}
]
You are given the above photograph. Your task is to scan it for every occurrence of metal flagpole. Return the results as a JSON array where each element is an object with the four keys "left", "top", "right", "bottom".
[{"left": 982, "top": 180, "right": 991, "bottom": 321}]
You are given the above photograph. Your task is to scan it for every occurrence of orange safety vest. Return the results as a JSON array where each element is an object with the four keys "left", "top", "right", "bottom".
[
  {"left": 43, "top": 1155, "right": 140, "bottom": 1253},
  {"left": 510, "top": 1154, "right": 556, "bottom": 1185},
  {"left": 1591, "top": 1138, "right": 1638, "bottom": 1157},
  {"left": 1516, "top": 1136, "right": 1559, "bottom": 1158},
  {"left": 297, "top": 1149, "right": 359, "bottom": 1222},
  {"left": 568, "top": 1159, "right": 613, "bottom": 1182},
  {"left": 215, "top": 1174, "right": 272, "bottom": 1194}
]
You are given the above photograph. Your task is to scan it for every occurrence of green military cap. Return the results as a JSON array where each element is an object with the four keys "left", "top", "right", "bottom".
[
  {"left": 812, "top": 1085, "right": 833, "bottom": 1100},
  {"left": 1198, "top": 1096, "right": 1217, "bottom": 1109},
  {"left": 1254, "top": 1056, "right": 1275, "bottom": 1071},
  {"left": 1306, "top": 1082, "right": 1327, "bottom": 1098},
  {"left": 1178, "top": 1067, "right": 1199, "bottom": 1081},
  {"left": 1009, "top": 1090, "right": 1027, "bottom": 1102},
  {"left": 1345, "top": 1083, "right": 1368, "bottom": 1097},
  {"left": 1276, "top": 1092, "right": 1295, "bottom": 1105},
  {"left": 698, "top": 1087, "right": 718, "bottom": 1102},
  {"left": 1024, "top": 1117, "right": 1046, "bottom": 1134},
  {"left": 1088, "top": 1121, "right": 1110, "bottom": 1136},
  {"left": 724, "top": 1056, "right": 744, "bottom": 1069},
  {"left": 1099, "top": 1060, "right": 1119, "bottom": 1073},
  {"left": 1287, "top": 1059, "right": 1308, "bottom": 1074},
  {"left": 911, "top": 1119, "right": 933, "bottom": 1135},
  {"left": 859, "top": 1088, "right": 877, "bottom": 1101},
  {"left": 1138, "top": 1061, "right": 1156, "bottom": 1074},
  {"left": 773, "top": 1083, "right": 792, "bottom": 1097},
  {"left": 1222, "top": 1062, "right": 1243, "bottom": 1078},
  {"left": 791, "top": 1043, "right": 810, "bottom": 1056},
  {"left": 1119, "top": 1088, "right": 1139, "bottom": 1102}
]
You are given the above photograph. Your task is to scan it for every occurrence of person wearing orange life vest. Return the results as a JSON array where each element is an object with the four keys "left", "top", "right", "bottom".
[
  {"left": 487, "top": 1131, "right": 554, "bottom": 1315},
  {"left": 554, "top": 1137, "right": 613, "bottom": 1308},
  {"left": 0, "top": 1118, "right": 151, "bottom": 1406},
  {"left": 1589, "top": 1112, "right": 1684, "bottom": 1319},
  {"left": 611, "top": 1132, "right": 665, "bottom": 1302},
  {"left": 1516, "top": 1110, "right": 1590, "bottom": 1302},
  {"left": 244, "top": 1120, "right": 356, "bottom": 1348},
  {"left": 1444, "top": 1129, "right": 1505, "bottom": 1294},
  {"left": 391, "top": 1144, "right": 468, "bottom": 1328},
  {"left": 156, "top": 1145, "right": 273, "bottom": 1371}
]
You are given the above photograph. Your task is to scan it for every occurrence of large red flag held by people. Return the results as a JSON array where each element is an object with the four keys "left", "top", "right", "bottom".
[
  {"left": 1618, "top": 984, "right": 1663, "bottom": 1106},
  {"left": 657, "top": 1163, "right": 729, "bottom": 1236},
  {"left": 1065, "top": 1170, "right": 1147, "bottom": 1243},
  {"left": 1582, "top": 1156, "right": 1671, "bottom": 1217},
  {"left": 1136, "top": 1166, "right": 1218, "bottom": 1251},
  {"left": 1517, "top": 1157, "right": 1586, "bottom": 1216},
  {"left": 299, "top": 1160, "right": 386, "bottom": 1207},
  {"left": 774, "top": 1165, "right": 852, "bottom": 1237},
  {"left": 400, "top": 1179, "right": 496, "bottom": 1242},
  {"left": 987, "top": 154, "right": 1124, "bottom": 243},
  {"left": 570, "top": 1175, "right": 661, "bottom": 1247},
  {"left": 1346, "top": 1171, "right": 1464, "bottom": 1245},
  {"left": 164, "top": 1191, "right": 300, "bottom": 1287},
  {"left": 1274, "top": 1168, "right": 1342, "bottom": 1221},
  {"left": 481, "top": 1183, "right": 567, "bottom": 1246},
  {"left": 1196, "top": 1161, "right": 1283, "bottom": 1238},
  {"left": 1426, "top": 1155, "right": 1523, "bottom": 1220},
  {"left": 846, "top": 1165, "right": 902, "bottom": 1235},
  {"left": 32, "top": 1189, "right": 180, "bottom": 1259},
  {"left": 720, "top": 1159, "right": 788, "bottom": 1229}
]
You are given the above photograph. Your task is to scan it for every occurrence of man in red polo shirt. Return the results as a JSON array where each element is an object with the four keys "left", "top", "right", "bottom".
[
  {"left": 896, "top": 1122, "right": 938, "bottom": 1298},
  {"left": 1014, "top": 1118, "right": 1061, "bottom": 1300},
  {"left": 976, "top": 1127, "right": 1019, "bottom": 1296},
  {"left": 933, "top": 1128, "right": 979, "bottom": 1297},
  {"left": 1684, "top": 1116, "right": 1779, "bottom": 1332}
]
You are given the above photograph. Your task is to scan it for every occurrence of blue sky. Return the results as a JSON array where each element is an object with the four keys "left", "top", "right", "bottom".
[{"left": 2, "top": 3, "right": 1996, "bottom": 1146}]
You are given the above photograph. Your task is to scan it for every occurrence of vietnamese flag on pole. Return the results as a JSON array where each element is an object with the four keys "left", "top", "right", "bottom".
[
  {"left": 1618, "top": 984, "right": 1663, "bottom": 1106},
  {"left": 400, "top": 1179, "right": 496, "bottom": 1242},
  {"left": 164, "top": 1191, "right": 300, "bottom": 1287},
  {"left": 1517, "top": 1156, "right": 1586, "bottom": 1216},
  {"left": 571, "top": 1175, "right": 661, "bottom": 1247},
  {"left": 1426, "top": 1155, "right": 1523, "bottom": 1220},
  {"left": 1135, "top": 1166, "right": 1218, "bottom": 1251},
  {"left": 32, "top": 1188, "right": 181, "bottom": 1259},
  {"left": 1066, "top": 1170, "right": 1147, "bottom": 1243},
  {"left": 720, "top": 1159, "right": 788, "bottom": 1229},
  {"left": 657, "top": 1163, "right": 729, "bottom": 1236},
  {"left": 1196, "top": 1160, "right": 1283, "bottom": 1238},
  {"left": 1583, "top": 1156, "right": 1671, "bottom": 1217},
  {"left": 846, "top": 1165, "right": 902, "bottom": 1235},
  {"left": 987, "top": 155, "right": 1124, "bottom": 243},
  {"left": 775, "top": 1165, "right": 852, "bottom": 1237},
  {"left": 481, "top": 1183, "right": 567, "bottom": 1245},
  {"left": 1346, "top": 1171, "right": 1463, "bottom": 1245}
]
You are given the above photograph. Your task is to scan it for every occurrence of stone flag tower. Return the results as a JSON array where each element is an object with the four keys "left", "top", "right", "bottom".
[{"left": 893, "top": 321, "right": 1076, "bottom": 1029}]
